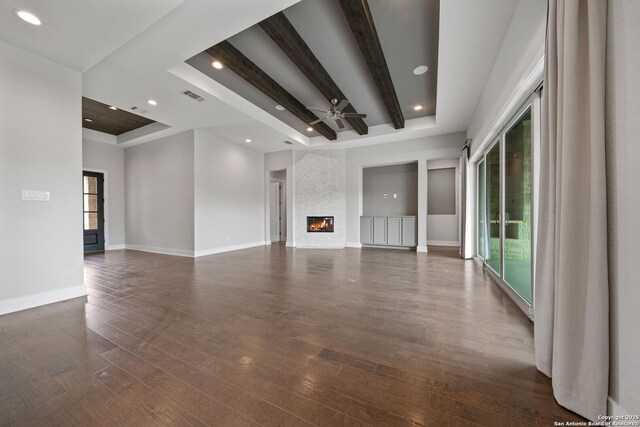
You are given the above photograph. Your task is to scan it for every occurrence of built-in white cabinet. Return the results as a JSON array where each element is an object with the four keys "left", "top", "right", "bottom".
[{"left": 360, "top": 216, "right": 417, "bottom": 248}]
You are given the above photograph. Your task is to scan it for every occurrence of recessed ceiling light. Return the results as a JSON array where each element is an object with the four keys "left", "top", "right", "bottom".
[
  {"left": 306, "top": 127, "right": 313, "bottom": 132},
  {"left": 84, "top": 118, "right": 93, "bottom": 122},
  {"left": 109, "top": 106, "right": 118, "bottom": 110},
  {"left": 413, "top": 105, "right": 423, "bottom": 111},
  {"left": 212, "top": 61, "right": 223, "bottom": 70},
  {"left": 413, "top": 65, "right": 428, "bottom": 75},
  {"left": 147, "top": 99, "right": 157, "bottom": 106},
  {"left": 245, "top": 138, "right": 252, "bottom": 143},
  {"left": 16, "top": 10, "right": 41, "bottom": 26},
  {"left": 275, "top": 105, "right": 285, "bottom": 111}
]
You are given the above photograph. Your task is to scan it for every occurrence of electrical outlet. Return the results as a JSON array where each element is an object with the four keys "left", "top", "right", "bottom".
[
  {"left": 226, "top": 236, "right": 230, "bottom": 241},
  {"left": 153, "top": 236, "right": 159, "bottom": 243}
]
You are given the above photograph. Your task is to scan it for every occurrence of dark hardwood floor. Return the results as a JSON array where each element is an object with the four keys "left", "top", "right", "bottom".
[{"left": 0, "top": 245, "right": 584, "bottom": 426}]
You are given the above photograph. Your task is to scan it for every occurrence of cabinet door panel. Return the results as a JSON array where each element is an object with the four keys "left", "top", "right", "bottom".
[
  {"left": 360, "top": 217, "right": 374, "bottom": 244},
  {"left": 402, "top": 217, "right": 417, "bottom": 247},
  {"left": 387, "top": 217, "right": 402, "bottom": 246},
  {"left": 373, "top": 218, "right": 387, "bottom": 245}
]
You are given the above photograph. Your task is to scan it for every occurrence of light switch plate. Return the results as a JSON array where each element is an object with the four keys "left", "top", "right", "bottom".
[
  {"left": 393, "top": 193, "right": 397, "bottom": 199},
  {"left": 22, "top": 190, "right": 50, "bottom": 201}
]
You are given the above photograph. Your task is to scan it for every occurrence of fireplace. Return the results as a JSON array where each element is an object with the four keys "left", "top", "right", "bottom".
[{"left": 307, "top": 216, "right": 334, "bottom": 233}]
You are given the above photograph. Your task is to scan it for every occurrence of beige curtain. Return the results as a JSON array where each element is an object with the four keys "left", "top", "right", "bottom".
[{"left": 536, "top": 0, "right": 609, "bottom": 421}]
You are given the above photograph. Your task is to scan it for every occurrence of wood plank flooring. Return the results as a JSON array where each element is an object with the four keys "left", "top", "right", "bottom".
[{"left": 0, "top": 245, "right": 585, "bottom": 426}]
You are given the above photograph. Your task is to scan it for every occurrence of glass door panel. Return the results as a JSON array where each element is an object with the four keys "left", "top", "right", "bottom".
[
  {"left": 485, "top": 141, "right": 501, "bottom": 274},
  {"left": 504, "top": 109, "right": 533, "bottom": 303},
  {"left": 477, "top": 160, "right": 486, "bottom": 259}
]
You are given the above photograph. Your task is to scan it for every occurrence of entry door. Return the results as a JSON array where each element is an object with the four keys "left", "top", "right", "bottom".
[
  {"left": 270, "top": 182, "right": 281, "bottom": 242},
  {"left": 83, "top": 171, "right": 105, "bottom": 252}
]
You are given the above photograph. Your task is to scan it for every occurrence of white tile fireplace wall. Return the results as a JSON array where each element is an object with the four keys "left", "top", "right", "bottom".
[{"left": 294, "top": 149, "right": 346, "bottom": 248}]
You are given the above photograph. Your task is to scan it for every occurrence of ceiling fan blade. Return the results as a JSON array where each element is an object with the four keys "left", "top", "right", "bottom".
[
  {"left": 307, "top": 107, "right": 328, "bottom": 113},
  {"left": 341, "top": 113, "right": 367, "bottom": 118},
  {"left": 335, "top": 118, "right": 345, "bottom": 129},
  {"left": 309, "top": 118, "right": 324, "bottom": 125},
  {"left": 336, "top": 99, "right": 350, "bottom": 111}
]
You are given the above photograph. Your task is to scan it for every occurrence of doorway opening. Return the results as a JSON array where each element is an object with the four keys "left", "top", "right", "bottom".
[
  {"left": 269, "top": 170, "right": 287, "bottom": 243},
  {"left": 83, "top": 171, "right": 105, "bottom": 252}
]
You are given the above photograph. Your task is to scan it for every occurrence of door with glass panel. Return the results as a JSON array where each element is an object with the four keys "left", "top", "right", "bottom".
[
  {"left": 503, "top": 108, "right": 533, "bottom": 303},
  {"left": 83, "top": 171, "right": 105, "bottom": 252},
  {"left": 477, "top": 101, "right": 534, "bottom": 307},
  {"left": 485, "top": 140, "right": 501, "bottom": 275}
]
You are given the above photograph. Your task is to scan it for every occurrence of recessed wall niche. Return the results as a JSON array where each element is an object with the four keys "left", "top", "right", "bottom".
[{"left": 362, "top": 163, "right": 418, "bottom": 217}]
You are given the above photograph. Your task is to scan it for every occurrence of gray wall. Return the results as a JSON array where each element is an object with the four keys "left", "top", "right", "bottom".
[
  {"left": 82, "top": 139, "right": 125, "bottom": 248},
  {"left": 194, "top": 129, "right": 265, "bottom": 254},
  {"left": 124, "top": 131, "right": 195, "bottom": 255},
  {"left": 294, "top": 150, "right": 346, "bottom": 248},
  {"left": 345, "top": 133, "right": 465, "bottom": 248},
  {"left": 468, "top": 0, "right": 546, "bottom": 158},
  {"left": 0, "top": 41, "right": 84, "bottom": 314},
  {"left": 428, "top": 168, "right": 456, "bottom": 215},
  {"left": 363, "top": 163, "right": 418, "bottom": 217},
  {"left": 606, "top": 0, "right": 640, "bottom": 415},
  {"left": 427, "top": 159, "right": 459, "bottom": 245}
]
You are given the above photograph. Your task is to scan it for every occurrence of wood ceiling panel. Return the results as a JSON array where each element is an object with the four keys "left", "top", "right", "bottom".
[
  {"left": 82, "top": 97, "right": 155, "bottom": 136},
  {"left": 207, "top": 41, "right": 337, "bottom": 141},
  {"left": 337, "top": 0, "right": 405, "bottom": 129}
]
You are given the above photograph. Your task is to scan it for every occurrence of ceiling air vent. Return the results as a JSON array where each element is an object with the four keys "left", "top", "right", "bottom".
[
  {"left": 181, "top": 90, "right": 206, "bottom": 102},
  {"left": 283, "top": 140, "right": 294, "bottom": 145}
]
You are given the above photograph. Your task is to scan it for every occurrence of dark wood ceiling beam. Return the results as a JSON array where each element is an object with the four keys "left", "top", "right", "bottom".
[
  {"left": 259, "top": 12, "right": 368, "bottom": 135},
  {"left": 206, "top": 41, "right": 336, "bottom": 141},
  {"left": 338, "top": 0, "right": 404, "bottom": 129}
]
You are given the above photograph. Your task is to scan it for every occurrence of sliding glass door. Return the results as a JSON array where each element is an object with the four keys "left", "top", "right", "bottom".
[
  {"left": 504, "top": 109, "right": 533, "bottom": 303},
  {"left": 476, "top": 93, "right": 537, "bottom": 311}
]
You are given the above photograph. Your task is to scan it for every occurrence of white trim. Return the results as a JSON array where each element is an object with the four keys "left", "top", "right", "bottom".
[
  {"left": 345, "top": 242, "right": 362, "bottom": 248},
  {"left": 0, "top": 285, "right": 87, "bottom": 316},
  {"left": 607, "top": 397, "right": 634, "bottom": 419},
  {"left": 285, "top": 241, "right": 295, "bottom": 247},
  {"left": 83, "top": 128, "right": 117, "bottom": 145},
  {"left": 194, "top": 241, "right": 268, "bottom": 257},
  {"left": 427, "top": 240, "right": 460, "bottom": 247},
  {"left": 106, "top": 244, "right": 125, "bottom": 250},
  {"left": 295, "top": 245, "right": 346, "bottom": 249},
  {"left": 417, "top": 245, "right": 429, "bottom": 252},
  {"left": 125, "top": 244, "right": 194, "bottom": 257},
  {"left": 362, "top": 245, "right": 414, "bottom": 251}
]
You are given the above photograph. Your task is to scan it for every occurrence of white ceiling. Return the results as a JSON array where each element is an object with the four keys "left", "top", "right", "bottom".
[
  {"left": 1, "top": 0, "right": 519, "bottom": 153},
  {"left": 0, "top": 0, "right": 185, "bottom": 71}
]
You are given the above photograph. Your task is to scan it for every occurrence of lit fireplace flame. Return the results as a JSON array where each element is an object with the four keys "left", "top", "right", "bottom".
[{"left": 309, "top": 219, "right": 330, "bottom": 232}]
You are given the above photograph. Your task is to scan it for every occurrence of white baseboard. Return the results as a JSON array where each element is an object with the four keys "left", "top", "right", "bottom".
[
  {"left": 295, "top": 245, "right": 346, "bottom": 249},
  {"left": 427, "top": 240, "right": 460, "bottom": 247},
  {"left": 0, "top": 285, "right": 87, "bottom": 316},
  {"left": 194, "top": 241, "right": 268, "bottom": 257},
  {"left": 345, "top": 242, "right": 362, "bottom": 248},
  {"left": 106, "top": 244, "right": 125, "bottom": 250},
  {"left": 125, "top": 244, "right": 194, "bottom": 257},
  {"left": 285, "top": 241, "right": 295, "bottom": 247},
  {"left": 608, "top": 397, "right": 635, "bottom": 420},
  {"left": 417, "top": 245, "right": 429, "bottom": 252}
]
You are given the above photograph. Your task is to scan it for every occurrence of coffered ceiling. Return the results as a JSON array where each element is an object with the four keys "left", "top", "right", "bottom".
[
  {"left": 187, "top": 0, "right": 439, "bottom": 140},
  {"left": 2, "top": 0, "right": 520, "bottom": 151}
]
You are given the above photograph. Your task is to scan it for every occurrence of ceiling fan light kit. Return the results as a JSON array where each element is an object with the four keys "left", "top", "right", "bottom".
[{"left": 306, "top": 98, "right": 367, "bottom": 132}]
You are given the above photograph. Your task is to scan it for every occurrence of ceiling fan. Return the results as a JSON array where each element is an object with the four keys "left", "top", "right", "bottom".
[{"left": 307, "top": 99, "right": 367, "bottom": 130}]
